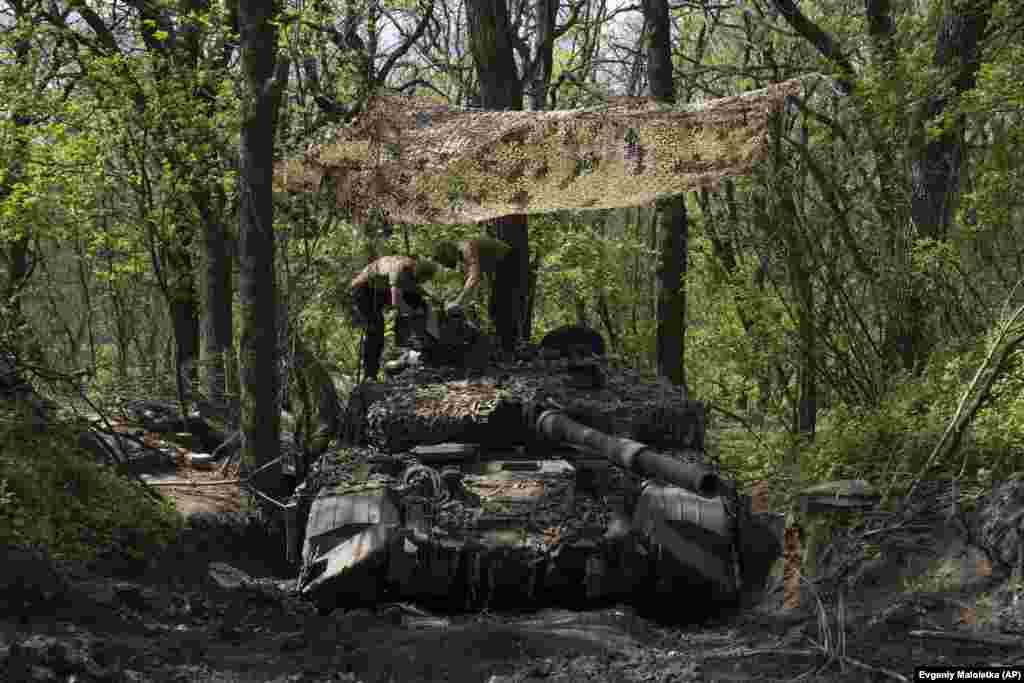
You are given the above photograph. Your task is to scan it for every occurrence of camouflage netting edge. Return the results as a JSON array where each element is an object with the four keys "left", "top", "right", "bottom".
[{"left": 274, "top": 79, "right": 806, "bottom": 224}]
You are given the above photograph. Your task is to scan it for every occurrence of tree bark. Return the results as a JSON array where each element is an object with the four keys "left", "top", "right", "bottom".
[
  {"left": 892, "top": 0, "right": 993, "bottom": 372},
  {"left": 643, "top": 0, "right": 688, "bottom": 390},
  {"left": 237, "top": 0, "right": 288, "bottom": 495},
  {"left": 528, "top": 0, "right": 557, "bottom": 111},
  {"left": 910, "top": 0, "right": 991, "bottom": 242},
  {"left": 0, "top": 39, "right": 37, "bottom": 363},
  {"left": 466, "top": 0, "right": 530, "bottom": 351},
  {"left": 169, "top": 291, "right": 200, "bottom": 413},
  {"left": 199, "top": 197, "right": 233, "bottom": 404},
  {"left": 194, "top": 0, "right": 237, "bottom": 408}
]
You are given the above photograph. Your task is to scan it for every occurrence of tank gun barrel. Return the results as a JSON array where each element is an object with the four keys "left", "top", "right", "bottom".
[{"left": 535, "top": 409, "right": 719, "bottom": 497}]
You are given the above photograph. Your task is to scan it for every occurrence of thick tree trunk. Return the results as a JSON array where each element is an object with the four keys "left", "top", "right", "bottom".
[
  {"left": 490, "top": 216, "right": 530, "bottom": 350},
  {"left": 238, "top": 0, "right": 288, "bottom": 494},
  {"left": 654, "top": 198, "right": 688, "bottom": 389},
  {"left": 642, "top": 0, "right": 674, "bottom": 102},
  {"left": 910, "top": 2, "right": 991, "bottom": 242},
  {"left": 466, "top": 0, "right": 530, "bottom": 351},
  {"left": 643, "top": 0, "right": 688, "bottom": 391},
  {"left": 892, "top": 0, "right": 993, "bottom": 372}
]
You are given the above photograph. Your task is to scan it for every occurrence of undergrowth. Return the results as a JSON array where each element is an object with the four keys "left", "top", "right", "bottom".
[
  {"left": 0, "top": 417, "right": 183, "bottom": 564},
  {"left": 712, "top": 341, "right": 1024, "bottom": 513}
]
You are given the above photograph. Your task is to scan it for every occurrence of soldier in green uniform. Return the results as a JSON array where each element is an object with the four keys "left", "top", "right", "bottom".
[
  {"left": 348, "top": 255, "right": 439, "bottom": 380},
  {"left": 432, "top": 237, "right": 513, "bottom": 346}
]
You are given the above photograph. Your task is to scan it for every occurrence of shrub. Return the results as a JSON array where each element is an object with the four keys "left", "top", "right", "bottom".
[{"left": 0, "top": 418, "right": 182, "bottom": 563}]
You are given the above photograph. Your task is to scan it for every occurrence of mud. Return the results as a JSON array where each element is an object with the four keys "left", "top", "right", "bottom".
[{"left": 3, "top": 512, "right": 1022, "bottom": 683}]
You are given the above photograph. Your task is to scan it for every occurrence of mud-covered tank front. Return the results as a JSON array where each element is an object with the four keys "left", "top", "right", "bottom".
[{"left": 294, "top": 343, "right": 780, "bottom": 614}]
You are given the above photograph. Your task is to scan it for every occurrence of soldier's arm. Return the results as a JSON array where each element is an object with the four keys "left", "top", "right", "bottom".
[
  {"left": 452, "top": 242, "right": 482, "bottom": 306},
  {"left": 350, "top": 264, "right": 370, "bottom": 290}
]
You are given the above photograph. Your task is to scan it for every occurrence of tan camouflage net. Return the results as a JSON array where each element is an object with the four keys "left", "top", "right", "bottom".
[{"left": 274, "top": 78, "right": 805, "bottom": 224}]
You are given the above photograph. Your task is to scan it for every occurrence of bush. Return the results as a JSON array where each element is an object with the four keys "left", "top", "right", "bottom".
[
  {"left": 805, "top": 342, "right": 1024, "bottom": 499},
  {"left": 0, "top": 418, "right": 182, "bottom": 564}
]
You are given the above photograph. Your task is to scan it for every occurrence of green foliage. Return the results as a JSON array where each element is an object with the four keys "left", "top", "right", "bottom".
[
  {"left": 0, "top": 420, "right": 182, "bottom": 563},
  {"left": 804, "top": 340, "right": 1024, "bottom": 496}
]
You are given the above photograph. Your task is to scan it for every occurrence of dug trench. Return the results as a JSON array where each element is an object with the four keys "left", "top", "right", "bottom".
[{"left": 5, "top": 477, "right": 1024, "bottom": 683}]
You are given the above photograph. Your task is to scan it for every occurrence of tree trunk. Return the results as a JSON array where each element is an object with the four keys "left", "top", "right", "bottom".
[
  {"left": 893, "top": 0, "right": 993, "bottom": 372},
  {"left": 0, "top": 39, "right": 37, "bottom": 363},
  {"left": 169, "top": 292, "right": 200, "bottom": 411},
  {"left": 654, "top": 198, "right": 688, "bottom": 389},
  {"left": 488, "top": 216, "right": 531, "bottom": 351},
  {"left": 528, "top": 0, "right": 557, "bottom": 111},
  {"left": 147, "top": 286, "right": 163, "bottom": 386},
  {"left": 73, "top": 236, "right": 99, "bottom": 372},
  {"left": 237, "top": 0, "right": 288, "bottom": 495},
  {"left": 643, "top": 0, "right": 688, "bottom": 391},
  {"left": 109, "top": 275, "right": 132, "bottom": 381},
  {"left": 466, "top": 0, "right": 530, "bottom": 351},
  {"left": 910, "top": 1, "right": 991, "bottom": 243},
  {"left": 198, "top": 194, "right": 233, "bottom": 405}
]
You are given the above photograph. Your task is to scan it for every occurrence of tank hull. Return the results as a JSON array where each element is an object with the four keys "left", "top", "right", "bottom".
[{"left": 298, "top": 445, "right": 742, "bottom": 612}]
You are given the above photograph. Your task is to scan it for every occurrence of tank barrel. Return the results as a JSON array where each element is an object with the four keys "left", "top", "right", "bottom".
[{"left": 535, "top": 409, "right": 719, "bottom": 497}]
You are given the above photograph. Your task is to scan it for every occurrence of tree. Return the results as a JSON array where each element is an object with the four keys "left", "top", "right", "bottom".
[
  {"left": 237, "top": 0, "right": 289, "bottom": 490},
  {"left": 642, "top": 0, "right": 688, "bottom": 390},
  {"left": 465, "top": 0, "right": 530, "bottom": 351},
  {"left": 768, "top": 0, "right": 995, "bottom": 373}
]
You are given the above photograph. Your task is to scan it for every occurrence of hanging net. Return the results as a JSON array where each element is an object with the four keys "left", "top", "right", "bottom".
[{"left": 274, "top": 78, "right": 805, "bottom": 224}]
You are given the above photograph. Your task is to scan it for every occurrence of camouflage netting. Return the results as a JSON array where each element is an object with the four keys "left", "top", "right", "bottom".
[
  {"left": 352, "top": 356, "right": 705, "bottom": 454},
  {"left": 274, "top": 79, "right": 806, "bottom": 224}
]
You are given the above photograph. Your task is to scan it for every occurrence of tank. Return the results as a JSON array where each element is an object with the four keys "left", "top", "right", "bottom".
[{"left": 291, "top": 322, "right": 781, "bottom": 614}]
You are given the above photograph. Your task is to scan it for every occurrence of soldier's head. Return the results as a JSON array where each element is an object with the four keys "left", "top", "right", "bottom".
[
  {"left": 414, "top": 259, "right": 439, "bottom": 282},
  {"left": 432, "top": 241, "right": 460, "bottom": 269}
]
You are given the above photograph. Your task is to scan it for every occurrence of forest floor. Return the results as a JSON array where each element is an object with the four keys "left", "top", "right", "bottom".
[{"left": 4, "top": 464, "right": 1023, "bottom": 682}]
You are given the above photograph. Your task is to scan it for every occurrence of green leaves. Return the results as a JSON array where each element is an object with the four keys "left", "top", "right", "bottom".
[{"left": 0, "top": 422, "right": 182, "bottom": 561}]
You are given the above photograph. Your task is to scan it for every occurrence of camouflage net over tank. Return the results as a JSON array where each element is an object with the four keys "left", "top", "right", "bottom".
[
  {"left": 274, "top": 79, "right": 806, "bottom": 224},
  {"left": 359, "top": 356, "right": 705, "bottom": 454}
]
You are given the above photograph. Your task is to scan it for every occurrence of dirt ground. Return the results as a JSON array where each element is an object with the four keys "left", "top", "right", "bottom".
[
  {"left": 144, "top": 460, "right": 246, "bottom": 518},
  {"left": 3, "top": 547, "right": 1022, "bottom": 683},
  {"left": 4, "top": 462, "right": 1023, "bottom": 683}
]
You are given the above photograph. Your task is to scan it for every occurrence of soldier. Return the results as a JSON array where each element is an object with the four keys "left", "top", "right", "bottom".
[
  {"left": 432, "top": 237, "right": 512, "bottom": 314},
  {"left": 432, "top": 237, "right": 515, "bottom": 353},
  {"left": 349, "top": 255, "right": 439, "bottom": 380}
]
